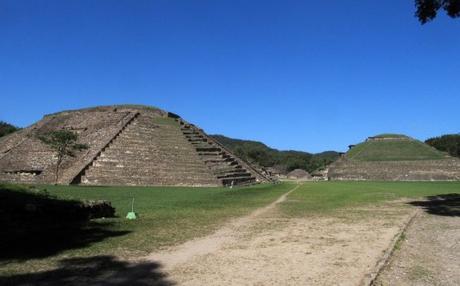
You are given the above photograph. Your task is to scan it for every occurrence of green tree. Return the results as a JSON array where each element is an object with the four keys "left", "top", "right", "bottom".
[
  {"left": 416, "top": 0, "right": 460, "bottom": 23},
  {"left": 38, "top": 130, "right": 88, "bottom": 184}
]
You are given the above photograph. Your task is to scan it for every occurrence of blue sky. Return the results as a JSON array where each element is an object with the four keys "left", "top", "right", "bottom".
[{"left": 1, "top": 1, "right": 459, "bottom": 153}]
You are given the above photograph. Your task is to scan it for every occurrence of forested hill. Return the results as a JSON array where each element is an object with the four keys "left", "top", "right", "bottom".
[
  {"left": 0, "top": 121, "right": 19, "bottom": 138},
  {"left": 425, "top": 134, "right": 460, "bottom": 158},
  {"left": 210, "top": 135, "right": 340, "bottom": 174}
]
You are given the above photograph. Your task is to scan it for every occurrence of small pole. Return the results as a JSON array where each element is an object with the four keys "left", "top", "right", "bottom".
[{"left": 126, "top": 197, "right": 137, "bottom": 220}]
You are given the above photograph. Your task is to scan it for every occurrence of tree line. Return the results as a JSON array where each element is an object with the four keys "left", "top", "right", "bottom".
[
  {"left": 425, "top": 134, "right": 460, "bottom": 158},
  {"left": 211, "top": 135, "right": 340, "bottom": 174},
  {"left": 0, "top": 121, "right": 20, "bottom": 138},
  {"left": 416, "top": 0, "right": 460, "bottom": 23}
]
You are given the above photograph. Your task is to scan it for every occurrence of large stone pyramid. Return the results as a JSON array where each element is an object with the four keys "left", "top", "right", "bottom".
[
  {"left": 328, "top": 134, "right": 460, "bottom": 181},
  {"left": 0, "top": 105, "right": 272, "bottom": 186}
]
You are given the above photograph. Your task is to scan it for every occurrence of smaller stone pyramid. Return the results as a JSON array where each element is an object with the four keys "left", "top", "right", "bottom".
[{"left": 328, "top": 134, "right": 460, "bottom": 181}]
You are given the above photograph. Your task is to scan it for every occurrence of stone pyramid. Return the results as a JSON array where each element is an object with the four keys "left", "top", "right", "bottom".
[{"left": 0, "top": 105, "right": 272, "bottom": 186}]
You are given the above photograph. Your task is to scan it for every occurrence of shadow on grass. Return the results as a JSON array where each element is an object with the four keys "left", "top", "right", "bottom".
[
  {"left": 408, "top": 193, "right": 460, "bottom": 217},
  {"left": 0, "top": 221, "right": 130, "bottom": 261},
  {"left": 0, "top": 185, "right": 130, "bottom": 261},
  {"left": 0, "top": 255, "right": 174, "bottom": 286}
]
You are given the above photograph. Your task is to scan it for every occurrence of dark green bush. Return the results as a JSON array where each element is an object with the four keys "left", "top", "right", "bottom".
[
  {"left": 0, "top": 121, "right": 19, "bottom": 138},
  {"left": 426, "top": 134, "right": 460, "bottom": 158}
]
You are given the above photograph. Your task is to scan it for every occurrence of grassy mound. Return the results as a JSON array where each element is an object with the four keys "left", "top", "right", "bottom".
[{"left": 347, "top": 135, "right": 447, "bottom": 161}]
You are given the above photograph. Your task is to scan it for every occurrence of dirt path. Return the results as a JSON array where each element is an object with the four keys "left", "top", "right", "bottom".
[
  {"left": 146, "top": 186, "right": 414, "bottom": 285},
  {"left": 146, "top": 184, "right": 300, "bottom": 268},
  {"left": 375, "top": 210, "right": 460, "bottom": 285}
]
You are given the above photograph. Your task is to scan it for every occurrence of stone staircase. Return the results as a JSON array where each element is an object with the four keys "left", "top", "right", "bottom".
[
  {"left": 179, "top": 122, "right": 257, "bottom": 186},
  {"left": 79, "top": 114, "right": 220, "bottom": 186}
]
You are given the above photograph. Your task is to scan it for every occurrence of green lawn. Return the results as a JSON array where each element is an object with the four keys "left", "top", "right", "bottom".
[
  {"left": 281, "top": 181, "right": 460, "bottom": 216},
  {"left": 43, "top": 183, "right": 293, "bottom": 253}
]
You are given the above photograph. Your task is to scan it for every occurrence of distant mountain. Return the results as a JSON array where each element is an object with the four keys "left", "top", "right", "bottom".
[
  {"left": 210, "top": 135, "right": 340, "bottom": 174},
  {"left": 426, "top": 134, "right": 460, "bottom": 158},
  {"left": 0, "top": 121, "right": 19, "bottom": 138}
]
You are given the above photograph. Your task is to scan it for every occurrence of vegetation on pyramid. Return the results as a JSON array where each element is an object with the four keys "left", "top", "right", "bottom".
[
  {"left": 210, "top": 135, "right": 340, "bottom": 174},
  {"left": 0, "top": 105, "right": 271, "bottom": 187},
  {"left": 426, "top": 134, "right": 460, "bottom": 158},
  {"left": 347, "top": 134, "right": 447, "bottom": 161},
  {"left": 328, "top": 134, "right": 460, "bottom": 181}
]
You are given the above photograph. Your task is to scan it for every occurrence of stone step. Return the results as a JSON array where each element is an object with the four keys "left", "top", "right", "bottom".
[
  {"left": 216, "top": 172, "right": 252, "bottom": 179},
  {"left": 217, "top": 166, "right": 248, "bottom": 172},
  {"left": 210, "top": 167, "right": 244, "bottom": 174},
  {"left": 196, "top": 147, "right": 221, "bottom": 152},
  {"left": 191, "top": 143, "right": 217, "bottom": 149},
  {"left": 90, "top": 160, "right": 209, "bottom": 169},
  {"left": 183, "top": 133, "right": 200, "bottom": 138},
  {"left": 184, "top": 133, "right": 205, "bottom": 138},
  {"left": 85, "top": 167, "right": 210, "bottom": 177},
  {"left": 214, "top": 170, "right": 247, "bottom": 177},
  {"left": 187, "top": 138, "right": 207, "bottom": 143},
  {"left": 124, "top": 126, "right": 180, "bottom": 133},
  {"left": 97, "top": 152, "right": 201, "bottom": 160},
  {"left": 117, "top": 134, "right": 182, "bottom": 141},
  {"left": 204, "top": 157, "right": 236, "bottom": 163},
  {"left": 94, "top": 159, "right": 206, "bottom": 168},
  {"left": 107, "top": 144, "right": 194, "bottom": 151},
  {"left": 125, "top": 124, "right": 178, "bottom": 131},
  {"left": 95, "top": 159, "right": 205, "bottom": 167},
  {"left": 102, "top": 145, "right": 198, "bottom": 152},
  {"left": 220, "top": 176, "right": 256, "bottom": 186},
  {"left": 197, "top": 154, "right": 223, "bottom": 158},
  {"left": 205, "top": 161, "right": 239, "bottom": 168},
  {"left": 83, "top": 170, "right": 215, "bottom": 181},
  {"left": 104, "top": 145, "right": 158, "bottom": 151},
  {"left": 104, "top": 145, "right": 195, "bottom": 153},
  {"left": 82, "top": 172, "right": 217, "bottom": 181},
  {"left": 81, "top": 176, "right": 220, "bottom": 187}
]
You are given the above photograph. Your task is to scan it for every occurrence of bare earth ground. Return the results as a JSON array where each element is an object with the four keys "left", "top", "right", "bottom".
[
  {"left": 145, "top": 186, "right": 414, "bottom": 286},
  {"left": 375, "top": 211, "right": 460, "bottom": 286}
]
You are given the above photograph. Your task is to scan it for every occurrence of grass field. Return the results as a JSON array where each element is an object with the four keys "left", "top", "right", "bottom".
[
  {"left": 0, "top": 183, "right": 292, "bottom": 274},
  {"left": 43, "top": 183, "right": 292, "bottom": 252},
  {"left": 281, "top": 181, "right": 460, "bottom": 216},
  {"left": 1, "top": 181, "right": 459, "bottom": 276}
]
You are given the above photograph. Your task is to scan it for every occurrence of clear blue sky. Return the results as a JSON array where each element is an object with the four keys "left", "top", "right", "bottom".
[{"left": 1, "top": 1, "right": 459, "bottom": 153}]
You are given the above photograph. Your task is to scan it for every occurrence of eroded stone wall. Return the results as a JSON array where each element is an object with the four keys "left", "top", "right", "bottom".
[{"left": 328, "top": 158, "right": 460, "bottom": 181}]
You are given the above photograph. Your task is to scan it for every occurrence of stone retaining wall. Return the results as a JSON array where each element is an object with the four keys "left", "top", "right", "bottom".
[{"left": 328, "top": 158, "right": 460, "bottom": 181}]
